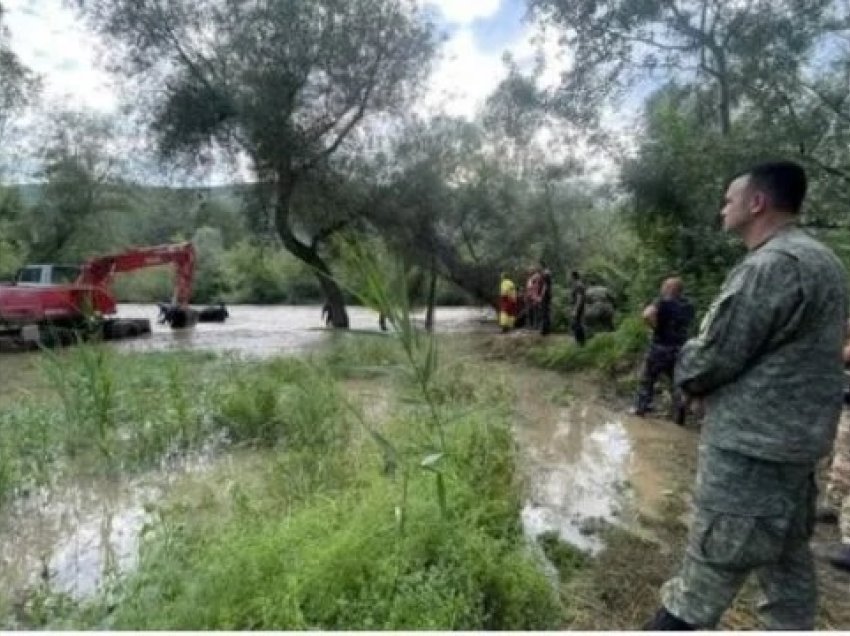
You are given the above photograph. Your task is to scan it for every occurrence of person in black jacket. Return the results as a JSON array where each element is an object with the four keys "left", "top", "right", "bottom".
[{"left": 632, "top": 277, "right": 694, "bottom": 423}]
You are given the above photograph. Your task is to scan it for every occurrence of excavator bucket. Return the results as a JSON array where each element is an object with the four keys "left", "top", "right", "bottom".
[
  {"left": 158, "top": 304, "right": 199, "bottom": 329},
  {"left": 197, "top": 303, "right": 229, "bottom": 323}
]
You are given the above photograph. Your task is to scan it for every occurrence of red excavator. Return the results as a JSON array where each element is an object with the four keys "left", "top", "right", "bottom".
[{"left": 0, "top": 242, "right": 205, "bottom": 346}]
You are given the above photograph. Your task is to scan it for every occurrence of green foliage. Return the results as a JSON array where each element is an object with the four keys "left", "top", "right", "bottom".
[
  {"left": 537, "top": 531, "right": 588, "bottom": 577},
  {"left": 25, "top": 111, "right": 134, "bottom": 263},
  {"left": 213, "top": 358, "right": 348, "bottom": 449},
  {"left": 218, "top": 241, "right": 321, "bottom": 304},
  {"left": 35, "top": 347, "right": 220, "bottom": 474},
  {"left": 0, "top": 348, "right": 353, "bottom": 505},
  {"left": 77, "top": 0, "right": 438, "bottom": 322},
  {"left": 189, "top": 226, "right": 227, "bottom": 302},
  {"left": 531, "top": 315, "right": 648, "bottom": 375},
  {"left": 104, "top": 478, "right": 559, "bottom": 629},
  {"left": 318, "top": 332, "right": 405, "bottom": 379},
  {"left": 530, "top": 0, "right": 837, "bottom": 133},
  {"left": 77, "top": 356, "right": 560, "bottom": 630},
  {"left": 0, "top": 4, "right": 39, "bottom": 139},
  {"left": 0, "top": 186, "right": 27, "bottom": 277}
]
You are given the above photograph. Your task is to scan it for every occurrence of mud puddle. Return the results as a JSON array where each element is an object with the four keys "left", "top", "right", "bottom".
[{"left": 510, "top": 367, "right": 669, "bottom": 553}]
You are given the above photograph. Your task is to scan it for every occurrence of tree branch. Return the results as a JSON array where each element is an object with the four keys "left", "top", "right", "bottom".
[
  {"left": 310, "top": 218, "right": 350, "bottom": 251},
  {"left": 800, "top": 81, "right": 850, "bottom": 125}
]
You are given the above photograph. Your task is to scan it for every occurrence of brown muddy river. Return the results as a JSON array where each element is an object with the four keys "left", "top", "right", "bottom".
[{"left": 0, "top": 304, "right": 643, "bottom": 606}]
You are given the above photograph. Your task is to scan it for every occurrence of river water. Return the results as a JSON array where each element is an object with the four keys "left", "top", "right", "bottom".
[
  {"left": 0, "top": 304, "right": 638, "bottom": 607},
  {"left": 112, "top": 303, "right": 485, "bottom": 357}
]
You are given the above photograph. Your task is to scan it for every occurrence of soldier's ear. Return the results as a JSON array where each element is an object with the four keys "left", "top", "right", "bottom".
[{"left": 749, "top": 190, "right": 768, "bottom": 216}]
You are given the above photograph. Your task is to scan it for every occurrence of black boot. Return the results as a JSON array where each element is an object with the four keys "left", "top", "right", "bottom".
[
  {"left": 828, "top": 544, "right": 850, "bottom": 572},
  {"left": 643, "top": 607, "right": 696, "bottom": 630},
  {"left": 815, "top": 505, "right": 839, "bottom": 524}
]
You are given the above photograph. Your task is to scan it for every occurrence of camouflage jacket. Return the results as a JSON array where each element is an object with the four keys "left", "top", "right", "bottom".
[{"left": 675, "top": 225, "right": 849, "bottom": 463}]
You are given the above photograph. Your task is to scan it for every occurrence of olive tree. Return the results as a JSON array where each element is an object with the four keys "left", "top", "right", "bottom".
[{"left": 75, "top": 0, "right": 436, "bottom": 327}]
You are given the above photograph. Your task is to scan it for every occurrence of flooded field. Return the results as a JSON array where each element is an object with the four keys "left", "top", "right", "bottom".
[{"left": 0, "top": 305, "right": 648, "bottom": 612}]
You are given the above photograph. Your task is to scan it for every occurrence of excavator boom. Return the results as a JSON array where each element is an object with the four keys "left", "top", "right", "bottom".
[{"left": 79, "top": 242, "right": 196, "bottom": 307}]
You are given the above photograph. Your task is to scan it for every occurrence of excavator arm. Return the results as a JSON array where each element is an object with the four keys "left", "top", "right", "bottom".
[{"left": 78, "top": 242, "right": 196, "bottom": 308}]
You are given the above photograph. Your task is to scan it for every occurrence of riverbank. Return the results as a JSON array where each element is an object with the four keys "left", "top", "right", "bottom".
[{"left": 479, "top": 330, "right": 850, "bottom": 630}]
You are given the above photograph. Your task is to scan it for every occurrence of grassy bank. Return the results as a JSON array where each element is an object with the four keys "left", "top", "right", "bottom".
[{"left": 2, "top": 335, "right": 570, "bottom": 629}]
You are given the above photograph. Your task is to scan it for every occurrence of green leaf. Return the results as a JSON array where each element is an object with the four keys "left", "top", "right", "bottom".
[
  {"left": 369, "top": 430, "right": 399, "bottom": 476},
  {"left": 435, "top": 472, "right": 447, "bottom": 518},
  {"left": 420, "top": 452, "right": 443, "bottom": 471}
]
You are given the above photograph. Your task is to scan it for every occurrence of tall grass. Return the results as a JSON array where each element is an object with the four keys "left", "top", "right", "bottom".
[
  {"left": 0, "top": 347, "right": 354, "bottom": 506},
  {"left": 74, "top": 366, "right": 560, "bottom": 630},
  {"left": 530, "top": 315, "right": 648, "bottom": 376},
  {"left": 213, "top": 358, "right": 349, "bottom": 450}
]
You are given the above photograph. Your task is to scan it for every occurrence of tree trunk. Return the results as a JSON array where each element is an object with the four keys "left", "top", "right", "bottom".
[
  {"left": 317, "top": 271, "right": 349, "bottom": 329},
  {"left": 274, "top": 182, "right": 349, "bottom": 328},
  {"left": 425, "top": 263, "right": 437, "bottom": 332},
  {"left": 715, "top": 50, "right": 732, "bottom": 136}
]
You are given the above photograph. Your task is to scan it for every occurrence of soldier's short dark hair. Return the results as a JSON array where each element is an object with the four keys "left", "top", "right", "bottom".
[{"left": 740, "top": 161, "right": 808, "bottom": 214}]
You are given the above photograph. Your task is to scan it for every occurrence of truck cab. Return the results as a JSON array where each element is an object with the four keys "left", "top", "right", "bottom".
[{"left": 15, "top": 264, "right": 81, "bottom": 286}]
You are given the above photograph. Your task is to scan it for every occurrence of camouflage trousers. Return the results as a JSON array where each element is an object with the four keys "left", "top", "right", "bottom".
[
  {"left": 662, "top": 444, "right": 817, "bottom": 629},
  {"left": 825, "top": 411, "right": 850, "bottom": 544}
]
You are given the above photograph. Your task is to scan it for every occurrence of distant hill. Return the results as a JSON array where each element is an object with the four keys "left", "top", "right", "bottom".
[{"left": 5, "top": 182, "right": 256, "bottom": 209}]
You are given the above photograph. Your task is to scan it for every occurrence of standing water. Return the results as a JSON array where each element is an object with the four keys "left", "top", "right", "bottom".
[
  {"left": 113, "top": 304, "right": 484, "bottom": 357},
  {"left": 0, "top": 305, "right": 641, "bottom": 606}
]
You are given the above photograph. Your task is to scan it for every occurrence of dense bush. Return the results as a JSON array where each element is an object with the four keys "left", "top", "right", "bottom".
[{"left": 530, "top": 315, "right": 648, "bottom": 375}]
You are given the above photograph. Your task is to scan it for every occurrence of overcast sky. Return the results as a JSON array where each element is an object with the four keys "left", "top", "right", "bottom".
[
  {"left": 4, "top": 0, "right": 566, "bottom": 119},
  {"left": 2, "top": 0, "right": 624, "bottom": 184}
]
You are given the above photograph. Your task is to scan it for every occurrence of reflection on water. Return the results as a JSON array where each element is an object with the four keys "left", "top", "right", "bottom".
[
  {"left": 0, "top": 480, "right": 155, "bottom": 601},
  {"left": 0, "top": 443, "right": 228, "bottom": 602},
  {"left": 517, "top": 400, "right": 632, "bottom": 553}
]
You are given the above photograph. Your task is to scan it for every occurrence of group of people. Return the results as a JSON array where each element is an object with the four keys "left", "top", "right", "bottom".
[
  {"left": 639, "top": 160, "right": 850, "bottom": 630},
  {"left": 498, "top": 264, "right": 587, "bottom": 343},
  {"left": 499, "top": 263, "right": 552, "bottom": 334}
]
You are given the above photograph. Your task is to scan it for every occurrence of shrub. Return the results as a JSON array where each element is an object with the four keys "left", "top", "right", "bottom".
[
  {"left": 213, "top": 358, "right": 349, "bottom": 449},
  {"left": 531, "top": 315, "right": 648, "bottom": 375}
]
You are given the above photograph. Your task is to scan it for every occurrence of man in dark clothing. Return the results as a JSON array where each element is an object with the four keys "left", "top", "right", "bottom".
[
  {"left": 633, "top": 277, "right": 695, "bottom": 423},
  {"left": 570, "top": 270, "right": 587, "bottom": 346},
  {"left": 538, "top": 261, "right": 553, "bottom": 336}
]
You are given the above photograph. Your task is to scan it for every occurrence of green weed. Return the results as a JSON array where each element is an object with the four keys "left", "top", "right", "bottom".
[
  {"left": 87, "top": 403, "right": 560, "bottom": 630},
  {"left": 530, "top": 315, "right": 647, "bottom": 376},
  {"left": 213, "top": 358, "right": 349, "bottom": 449}
]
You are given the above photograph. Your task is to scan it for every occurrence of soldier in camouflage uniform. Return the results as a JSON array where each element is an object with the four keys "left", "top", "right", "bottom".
[{"left": 645, "top": 161, "right": 849, "bottom": 630}]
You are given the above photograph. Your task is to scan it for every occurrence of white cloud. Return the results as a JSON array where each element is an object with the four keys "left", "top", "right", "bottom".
[
  {"left": 509, "top": 23, "right": 573, "bottom": 91},
  {"left": 419, "top": 28, "right": 507, "bottom": 119},
  {"left": 425, "top": 0, "right": 502, "bottom": 25},
  {"left": 418, "top": 19, "right": 574, "bottom": 121},
  {"left": 4, "top": 0, "right": 117, "bottom": 113}
]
